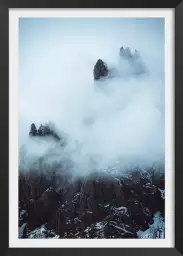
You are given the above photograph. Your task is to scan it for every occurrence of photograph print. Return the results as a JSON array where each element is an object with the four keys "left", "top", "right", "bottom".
[{"left": 18, "top": 15, "right": 165, "bottom": 240}]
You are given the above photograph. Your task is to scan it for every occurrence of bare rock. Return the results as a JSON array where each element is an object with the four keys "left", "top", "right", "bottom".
[{"left": 93, "top": 59, "right": 108, "bottom": 80}]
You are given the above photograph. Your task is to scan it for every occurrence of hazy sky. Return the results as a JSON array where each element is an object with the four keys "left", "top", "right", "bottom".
[{"left": 19, "top": 17, "right": 165, "bottom": 174}]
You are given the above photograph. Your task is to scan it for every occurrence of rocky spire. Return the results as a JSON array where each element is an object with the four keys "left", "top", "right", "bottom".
[
  {"left": 29, "top": 123, "right": 37, "bottom": 136},
  {"left": 120, "top": 46, "right": 133, "bottom": 59},
  {"left": 93, "top": 59, "right": 108, "bottom": 80}
]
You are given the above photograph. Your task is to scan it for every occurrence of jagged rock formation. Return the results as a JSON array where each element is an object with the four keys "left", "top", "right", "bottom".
[
  {"left": 93, "top": 59, "right": 108, "bottom": 80},
  {"left": 120, "top": 46, "right": 133, "bottom": 59},
  {"left": 29, "top": 123, "right": 61, "bottom": 142},
  {"left": 19, "top": 168, "right": 165, "bottom": 239},
  {"left": 120, "top": 47, "right": 140, "bottom": 60},
  {"left": 29, "top": 123, "right": 37, "bottom": 136},
  {"left": 119, "top": 46, "right": 146, "bottom": 75},
  {"left": 93, "top": 47, "right": 146, "bottom": 81}
]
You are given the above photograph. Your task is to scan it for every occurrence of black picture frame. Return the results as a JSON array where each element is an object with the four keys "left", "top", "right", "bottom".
[{"left": 0, "top": 1, "right": 182, "bottom": 255}]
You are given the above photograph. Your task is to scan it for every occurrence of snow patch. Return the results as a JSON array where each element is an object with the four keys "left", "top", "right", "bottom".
[
  {"left": 137, "top": 212, "right": 165, "bottom": 239},
  {"left": 28, "top": 224, "right": 60, "bottom": 239},
  {"left": 159, "top": 189, "right": 165, "bottom": 199}
]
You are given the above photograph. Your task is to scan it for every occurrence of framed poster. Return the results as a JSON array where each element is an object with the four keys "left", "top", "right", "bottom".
[{"left": 0, "top": 1, "right": 182, "bottom": 256}]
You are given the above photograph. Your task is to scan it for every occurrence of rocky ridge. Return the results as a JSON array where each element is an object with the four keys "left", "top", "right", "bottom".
[{"left": 19, "top": 167, "right": 165, "bottom": 239}]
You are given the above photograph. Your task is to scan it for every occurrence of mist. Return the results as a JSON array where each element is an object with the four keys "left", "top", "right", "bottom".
[{"left": 19, "top": 17, "right": 165, "bottom": 176}]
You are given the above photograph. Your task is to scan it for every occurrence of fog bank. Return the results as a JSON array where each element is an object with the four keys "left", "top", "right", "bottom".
[{"left": 19, "top": 17, "right": 165, "bottom": 176}]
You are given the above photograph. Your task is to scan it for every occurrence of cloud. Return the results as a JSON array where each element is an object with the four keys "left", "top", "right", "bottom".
[{"left": 19, "top": 17, "right": 165, "bottom": 176}]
